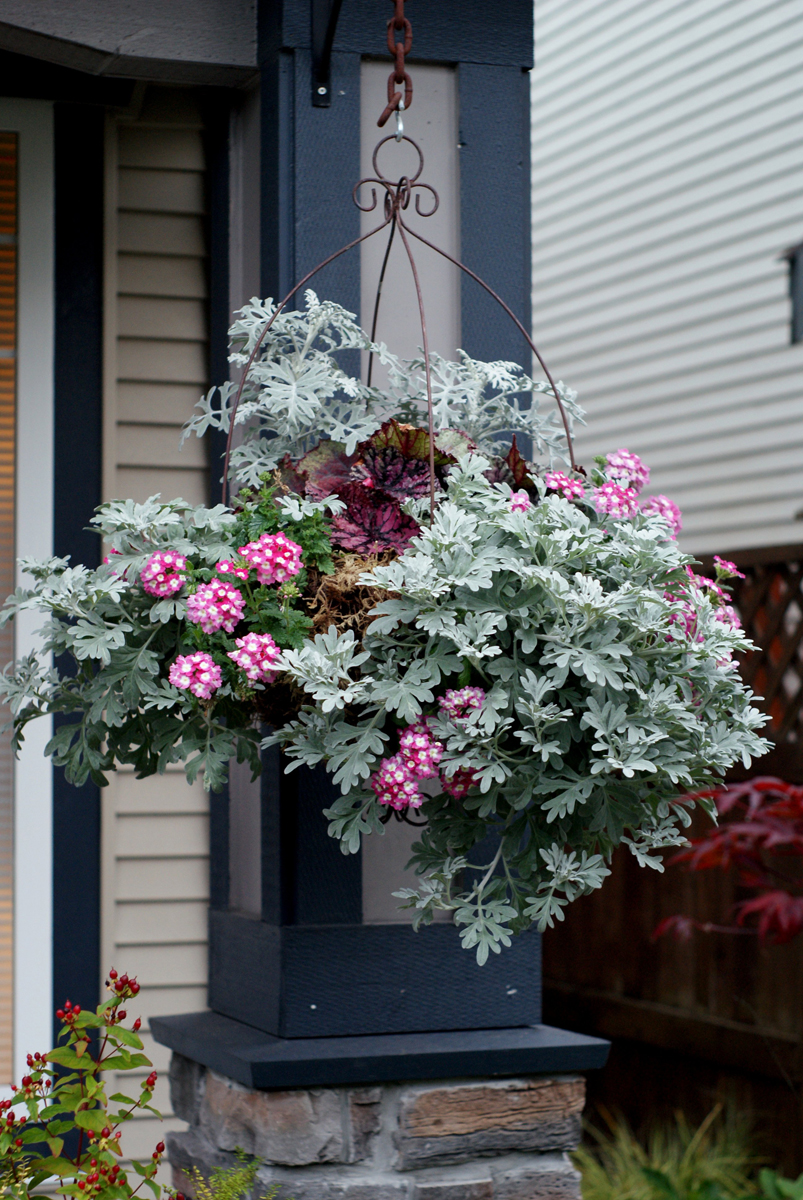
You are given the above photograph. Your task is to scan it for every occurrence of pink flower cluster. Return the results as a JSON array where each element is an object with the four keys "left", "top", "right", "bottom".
[
  {"left": 238, "top": 532, "right": 303, "bottom": 586},
  {"left": 169, "top": 652, "right": 221, "bottom": 699},
  {"left": 641, "top": 493, "right": 682, "bottom": 536},
  {"left": 544, "top": 471, "right": 586, "bottom": 501},
  {"left": 605, "top": 448, "right": 650, "bottom": 491},
  {"left": 227, "top": 632, "right": 281, "bottom": 683},
  {"left": 593, "top": 481, "right": 640, "bottom": 519},
  {"left": 714, "top": 555, "right": 745, "bottom": 580},
  {"left": 371, "top": 696, "right": 489, "bottom": 811},
  {"left": 371, "top": 752, "right": 424, "bottom": 810},
  {"left": 217, "top": 559, "right": 249, "bottom": 581},
  {"left": 439, "top": 687, "right": 485, "bottom": 721},
  {"left": 509, "top": 490, "right": 532, "bottom": 513},
  {"left": 399, "top": 720, "right": 443, "bottom": 778},
  {"left": 441, "top": 766, "right": 480, "bottom": 799},
  {"left": 141, "top": 551, "right": 188, "bottom": 598},
  {"left": 186, "top": 579, "right": 245, "bottom": 634}
]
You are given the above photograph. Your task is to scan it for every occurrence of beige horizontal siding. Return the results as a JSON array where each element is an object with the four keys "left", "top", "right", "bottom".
[
  {"left": 102, "top": 89, "right": 213, "bottom": 1148},
  {"left": 532, "top": 0, "right": 803, "bottom": 553}
]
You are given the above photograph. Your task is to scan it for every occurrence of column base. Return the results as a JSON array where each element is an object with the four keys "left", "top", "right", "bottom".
[
  {"left": 151, "top": 1011, "right": 609, "bottom": 1090},
  {"left": 167, "top": 1055, "right": 596, "bottom": 1200}
]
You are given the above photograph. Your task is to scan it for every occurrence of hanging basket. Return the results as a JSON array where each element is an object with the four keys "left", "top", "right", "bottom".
[{"left": 0, "top": 20, "right": 770, "bottom": 961}]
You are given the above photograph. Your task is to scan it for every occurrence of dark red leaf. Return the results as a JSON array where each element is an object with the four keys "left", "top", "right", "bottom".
[
  {"left": 736, "top": 891, "right": 803, "bottom": 944},
  {"left": 484, "top": 435, "right": 536, "bottom": 489},
  {"left": 299, "top": 441, "right": 358, "bottom": 500},
  {"left": 368, "top": 420, "right": 432, "bottom": 461},
  {"left": 330, "top": 482, "right": 420, "bottom": 554},
  {"left": 352, "top": 445, "right": 432, "bottom": 501}
]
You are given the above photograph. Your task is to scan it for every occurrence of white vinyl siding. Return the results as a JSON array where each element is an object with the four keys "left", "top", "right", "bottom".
[
  {"left": 102, "top": 87, "right": 211, "bottom": 1161},
  {"left": 531, "top": 0, "right": 803, "bottom": 554}
]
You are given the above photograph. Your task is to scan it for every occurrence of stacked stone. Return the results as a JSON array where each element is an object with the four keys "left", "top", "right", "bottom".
[{"left": 168, "top": 1054, "right": 584, "bottom": 1199}]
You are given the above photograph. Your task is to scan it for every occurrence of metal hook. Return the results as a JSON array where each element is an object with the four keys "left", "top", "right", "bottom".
[{"left": 395, "top": 97, "right": 405, "bottom": 142}]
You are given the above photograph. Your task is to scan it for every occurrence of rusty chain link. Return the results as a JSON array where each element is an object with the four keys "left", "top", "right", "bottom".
[{"left": 377, "top": 0, "right": 413, "bottom": 127}]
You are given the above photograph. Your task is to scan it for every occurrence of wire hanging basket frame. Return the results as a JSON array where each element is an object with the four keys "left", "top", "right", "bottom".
[{"left": 220, "top": 131, "right": 578, "bottom": 512}]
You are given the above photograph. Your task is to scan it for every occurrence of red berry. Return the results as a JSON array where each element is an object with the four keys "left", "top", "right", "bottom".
[
  {"left": 90, "top": 1160, "right": 97, "bottom": 1168},
  {"left": 156, "top": 1142, "right": 165, "bottom": 1153},
  {"left": 118, "top": 1010, "right": 126, "bottom": 1020},
  {"left": 14, "top": 1139, "right": 21, "bottom": 1148},
  {"left": 55, "top": 1010, "right": 64, "bottom": 1020},
  {"left": 101, "top": 1127, "right": 110, "bottom": 1139},
  {"left": 78, "top": 1183, "right": 85, "bottom": 1190},
  {"left": 64, "top": 1000, "right": 72, "bottom": 1010},
  {"left": 133, "top": 1018, "right": 141, "bottom": 1032},
  {"left": 176, "top": 1193, "right": 186, "bottom": 1200},
  {"left": 131, "top": 982, "right": 140, "bottom": 995},
  {"left": 73, "top": 1005, "right": 81, "bottom": 1015},
  {"left": 120, "top": 975, "right": 128, "bottom": 985},
  {"left": 20, "top": 1116, "right": 26, "bottom": 1124},
  {"left": 109, "top": 970, "right": 117, "bottom": 980}
]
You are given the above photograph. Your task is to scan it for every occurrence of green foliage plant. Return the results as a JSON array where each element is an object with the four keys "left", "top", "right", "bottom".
[
  {"left": 0, "top": 293, "right": 770, "bottom": 960},
  {"left": 573, "top": 1108, "right": 759, "bottom": 1200},
  {"left": 186, "top": 1148, "right": 284, "bottom": 1200},
  {"left": 0, "top": 970, "right": 166, "bottom": 1200}
]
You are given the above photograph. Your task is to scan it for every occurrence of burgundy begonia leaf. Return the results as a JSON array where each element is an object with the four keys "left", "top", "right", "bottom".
[
  {"left": 368, "top": 420, "right": 431, "bottom": 462},
  {"left": 352, "top": 445, "right": 432, "bottom": 501},
  {"left": 484, "top": 435, "right": 536, "bottom": 489},
  {"left": 504, "top": 435, "right": 535, "bottom": 487},
  {"left": 330, "top": 482, "right": 419, "bottom": 554},
  {"left": 299, "top": 441, "right": 358, "bottom": 499}
]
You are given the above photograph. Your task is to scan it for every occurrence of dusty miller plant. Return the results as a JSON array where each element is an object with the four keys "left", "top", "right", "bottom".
[{"left": 0, "top": 293, "right": 769, "bottom": 960}]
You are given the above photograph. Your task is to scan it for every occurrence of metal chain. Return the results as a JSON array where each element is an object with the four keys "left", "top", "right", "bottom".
[{"left": 377, "top": 0, "right": 413, "bottom": 127}]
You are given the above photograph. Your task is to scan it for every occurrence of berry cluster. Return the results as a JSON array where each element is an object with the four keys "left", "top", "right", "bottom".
[
  {"left": 544, "top": 470, "right": 586, "bottom": 501},
  {"left": 169, "top": 652, "right": 222, "bottom": 700},
  {"left": 186, "top": 579, "right": 245, "bottom": 634},
  {"left": 227, "top": 632, "right": 281, "bottom": 683},
  {"left": 509, "top": 490, "right": 532, "bottom": 513},
  {"left": 238, "top": 531, "right": 303, "bottom": 585},
  {"left": 140, "top": 550, "right": 188, "bottom": 598}
]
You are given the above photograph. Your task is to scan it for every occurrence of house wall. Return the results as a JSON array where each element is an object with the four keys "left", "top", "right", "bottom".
[
  {"left": 530, "top": 0, "right": 803, "bottom": 554},
  {"left": 101, "top": 85, "right": 212, "bottom": 1159}
]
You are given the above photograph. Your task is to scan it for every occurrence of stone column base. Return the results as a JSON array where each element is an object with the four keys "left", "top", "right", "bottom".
[{"left": 168, "top": 1053, "right": 584, "bottom": 1200}]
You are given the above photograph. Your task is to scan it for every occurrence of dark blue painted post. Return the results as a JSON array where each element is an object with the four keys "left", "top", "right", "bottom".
[{"left": 155, "top": 0, "right": 608, "bottom": 1087}]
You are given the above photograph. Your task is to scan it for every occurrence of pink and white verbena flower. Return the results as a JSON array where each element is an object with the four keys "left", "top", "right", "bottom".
[
  {"left": 370, "top": 753, "right": 423, "bottom": 810},
  {"left": 714, "top": 555, "right": 745, "bottom": 580},
  {"left": 605, "top": 448, "right": 650, "bottom": 492},
  {"left": 439, "top": 687, "right": 485, "bottom": 721},
  {"left": 169, "top": 652, "right": 221, "bottom": 700},
  {"left": 227, "top": 632, "right": 281, "bottom": 684},
  {"left": 593, "top": 481, "right": 640, "bottom": 519},
  {"left": 509, "top": 490, "right": 531, "bottom": 513},
  {"left": 399, "top": 719, "right": 443, "bottom": 779},
  {"left": 216, "top": 558, "right": 249, "bottom": 581},
  {"left": 186, "top": 579, "right": 245, "bottom": 634},
  {"left": 441, "top": 766, "right": 481, "bottom": 799},
  {"left": 238, "top": 532, "right": 303, "bottom": 586},
  {"left": 140, "top": 550, "right": 188, "bottom": 598},
  {"left": 544, "top": 470, "right": 586, "bottom": 501},
  {"left": 641, "top": 493, "right": 682, "bottom": 536}
]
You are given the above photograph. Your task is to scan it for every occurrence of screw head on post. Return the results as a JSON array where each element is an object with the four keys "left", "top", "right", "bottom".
[{"left": 317, "top": 86, "right": 328, "bottom": 95}]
